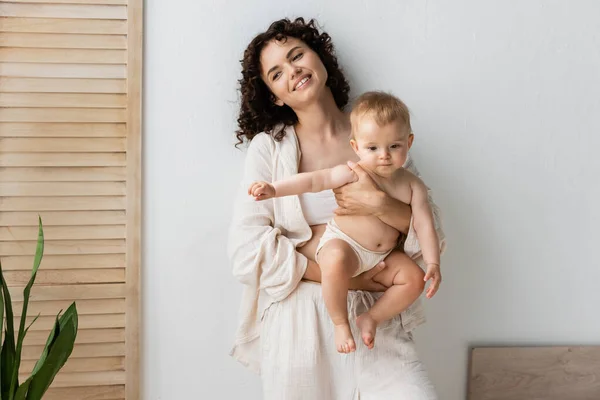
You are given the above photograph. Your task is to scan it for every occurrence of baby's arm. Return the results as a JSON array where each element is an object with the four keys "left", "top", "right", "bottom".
[
  {"left": 409, "top": 176, "right": 442, "bottom": 298},
  {"left": 409, "top": 177, "right": 441, "bottom": 267},
  {"left": 249, "top": 164, "right": 355, "bottom": 200}
]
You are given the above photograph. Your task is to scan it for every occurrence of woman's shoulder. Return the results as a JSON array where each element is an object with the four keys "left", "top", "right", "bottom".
[
  {"left": 245, "top": 131, "right": 275, "bottom": 155},
  {"left": 246, "top": 124, "right": 294, "bottom": 154}
]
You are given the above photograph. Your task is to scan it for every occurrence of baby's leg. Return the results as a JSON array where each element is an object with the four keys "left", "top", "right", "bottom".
[
  {"left": 356, "top": 251, "right": 425, "bottom": 349},
  {"left": 318, "top": 239, "right": 360, "bottom": 354}
]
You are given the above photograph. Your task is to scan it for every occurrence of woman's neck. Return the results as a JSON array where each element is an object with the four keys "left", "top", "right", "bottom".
[{"left": 294, "top": 90, "right": 350, "bottom": 139}]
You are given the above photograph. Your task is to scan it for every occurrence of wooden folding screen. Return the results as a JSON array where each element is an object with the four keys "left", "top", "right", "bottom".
[{"left": 0, "top": 1, "right": 141, "bottom": 398}]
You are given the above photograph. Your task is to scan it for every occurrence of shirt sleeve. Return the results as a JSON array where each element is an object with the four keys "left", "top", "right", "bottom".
[{"left": 227, "top": 135, "right": 308, "bottom": 301}]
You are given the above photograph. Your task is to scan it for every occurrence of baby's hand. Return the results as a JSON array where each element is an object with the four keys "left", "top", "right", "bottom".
[
  {"left": 248, "top": 181, "right": 276, "bottom": 200},
  {"left": 424, "top": 263, "right": 441, "bottom": 299}
]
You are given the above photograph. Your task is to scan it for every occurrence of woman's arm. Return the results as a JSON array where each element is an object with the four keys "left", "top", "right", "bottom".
[
  {"left": 333, "top": 161, "right": 412, "bottom": 234},
  {"left": 333, "top": 157, "right": 446, "bottom": 256},
  {"left": 298, "top": 225, "right": 389, "bottom": 292},
  {"left": 303, "top": 259, "right": 388, "bottom": 292},
  {"left": 227, "top": 135, "right": 308, "bottom": 302}
]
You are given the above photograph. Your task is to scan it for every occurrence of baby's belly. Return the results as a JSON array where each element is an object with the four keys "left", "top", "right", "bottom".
[{"left": 334, "top": 215, "right": 399, "bottom": 252}]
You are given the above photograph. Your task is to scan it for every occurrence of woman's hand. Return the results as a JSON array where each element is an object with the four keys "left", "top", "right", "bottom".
[
  {"left": 303, "top": 258, "right": 389, "bottom": 292},
  {"left": 334, "top": 161, "right": 412, "bottom": 234},
  {"left": 348, "top": 262, "right": 388, "bottom": 292},
  {"left": 333, "top": 161, "right": 386, "bottom": 217}
]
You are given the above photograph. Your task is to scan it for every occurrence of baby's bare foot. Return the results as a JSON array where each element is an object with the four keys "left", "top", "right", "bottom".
[
  {"left": 334, "top": 323, "right": 356, "bottom": 354},
  {"left": 356, "top": 313, "right": 378, "bottom": 349}
]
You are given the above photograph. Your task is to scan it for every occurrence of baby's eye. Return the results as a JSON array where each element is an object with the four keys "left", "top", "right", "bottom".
[
  {"left": 391, "top": 144, "right": 401, "bottom": 149},
  {"left": 368, "top": 146, "right": 377, "bottom": 151}
]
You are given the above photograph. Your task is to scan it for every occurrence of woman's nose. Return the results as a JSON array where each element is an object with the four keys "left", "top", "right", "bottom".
[{"left": 289, "top": 66, "right": 301, "bottom": 80}]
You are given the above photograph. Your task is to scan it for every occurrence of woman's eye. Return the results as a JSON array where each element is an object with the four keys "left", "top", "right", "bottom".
[
  {"left": 273, "top": 72, "right": 281, "bottom": 80},
  {"left": 293, "top": 52, "right": 303, "bottom": 61}
]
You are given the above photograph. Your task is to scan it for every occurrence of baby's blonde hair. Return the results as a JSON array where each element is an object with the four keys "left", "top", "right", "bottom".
[{"left": 350, "top": 91, "right": 411, "bottom": 137}]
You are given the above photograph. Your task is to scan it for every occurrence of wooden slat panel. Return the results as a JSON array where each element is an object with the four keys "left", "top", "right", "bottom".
[
  {"left": 468, "top": 346, "right": 600, "bottom": 400},
  {"left": 15, "top": 314, "right": 125, "bottom": 331},
  {"left": 23, "top": 342, "right": 125, "bottom": 360},
  {"left": 0, "top": 0, "right": 142, "bottom": 394},
  {"left": 0, "top": 109, "right": 126, "bottom": 123},
  {"left": 0, "top": 182, "right": 126, "bottom": 196},
  {"left": 127, "top": 2, "right": 143, "bottom": 397},
  {"left": 0, "top": 225, "right": 126, "bottom": 240},
  {"left": 10, "top": 283, "right": 126, "bottom": 301},
  {"left": 0, "top": 48, "right": 126, "bottom": 64},
  {"left": 28, "top": 371, "right": 126, "bottom": 388},
  {"left": 44, "top": 385, "right": 125, "bottom": 400},
  {"left": 1, "top": 138, "right": 125, "bottom": 152},
  {"left": 0, "top": 18, "right": 127, "bottom": 34},
  {"left": 0, "top": 124, "right": 127, "bottom": 138},
  {"left": 5, "top": 268, "right": 125, "bottom": 285},
  {"left": 0, "top": 167, "right": 126, "bottom": 181},
  {"left": 9, "top": 0, "right": 127, "bottom": 5},
  {"left": 0, "top": 196, "right": 126, "bottom": 211},
  {"left": 14, "top": 299, "right": 126, "bottom": 316},
  {"left": 24, "top": 328, "right": 125, "bottom": 346},
  {"left": 0, "top": 33, "right": 126, "bottom": 49},
  {"left": 0, "top": 63, "right": 126, "bottom": 79},
  {"left": 0, "top": 3, "right": 127, "bottom": 20},
  {"left": 0, "top": 93, "right": 126, "bottom": 108},
  {"left": 0, "top": 254, "right": 124, "bottom": 271},
  {"left": 0, "top": 77, "right": 127, "bottom": 93},
  {"left": 0, "top": 239, "right": 126, "bottom": 255},
  {"left": 21, "top": 357, "right": 125, "bottom": 375},
  {"left": 0, "top": 212, "right": 126, "bottom": 227},
  {"left": 0, "top": 153, "right": 126, "bottom": 167}
]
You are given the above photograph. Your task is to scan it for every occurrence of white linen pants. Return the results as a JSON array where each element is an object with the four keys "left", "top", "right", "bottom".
[{"left": 260, "top": 281, "right": 438, "bottom": 400}]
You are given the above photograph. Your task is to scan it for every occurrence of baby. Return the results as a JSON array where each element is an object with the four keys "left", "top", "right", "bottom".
[{"left": 249, "top": 91, "right": 441, "bottom": 353}]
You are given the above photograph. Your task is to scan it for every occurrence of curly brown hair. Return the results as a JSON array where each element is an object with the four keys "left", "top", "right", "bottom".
[{"left": 235, "top": 17, "right": 351, "bottom": 147}]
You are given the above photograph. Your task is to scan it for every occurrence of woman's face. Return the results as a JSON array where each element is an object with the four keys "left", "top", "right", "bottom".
[{"left": 259, "top": 37, "right": 328, "bottom": 110}]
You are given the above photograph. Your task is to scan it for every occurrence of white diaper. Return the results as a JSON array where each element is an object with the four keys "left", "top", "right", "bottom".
[{"left": 315, "top": 219, "right": 393, "bottom": 277}]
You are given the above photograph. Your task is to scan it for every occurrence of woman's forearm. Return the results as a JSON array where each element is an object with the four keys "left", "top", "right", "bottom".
[
  {"left": 302, "top": 258, "right": 387, "bottom": 291},
  {"left": 302, "top": 259, "right": 322, "bottom": 282},
  {"left": 375, "top": 192, "right": 412, "bottom": 234}
]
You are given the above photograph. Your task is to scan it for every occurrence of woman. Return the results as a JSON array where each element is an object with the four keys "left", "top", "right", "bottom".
[{"left": 228, "top": 17, "right": 446, "bottom": 400}]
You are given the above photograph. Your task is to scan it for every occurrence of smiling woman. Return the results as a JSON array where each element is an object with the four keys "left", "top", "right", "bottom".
[
  {"left": 228, "top": 17, "right": 446, "bottom": 400},
  {"left": 235, "top": 18, "right": 350, "bottom": 146}
]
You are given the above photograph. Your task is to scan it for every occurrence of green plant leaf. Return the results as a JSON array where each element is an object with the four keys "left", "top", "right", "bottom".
[
  {"left": 10, "top": 217, "right": 45, "bottom": 398},
  {"left": 13, "top": 378, "right": 31, "bottom": 400},
  {"left": 30, "top": 313, "right": 61, "bottom": 377},
  {"left": 24, "top": 303, "right": 78, "bottom": 399},
  {"left": 0, "top": 260, "right": 17, "bottom": 400},
  {"left": 30, "top": 216, "right": 44, "bottom": 277}
]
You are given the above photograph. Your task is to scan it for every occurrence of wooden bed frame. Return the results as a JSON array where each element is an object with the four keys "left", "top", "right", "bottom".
[{"left": 468, "top": 346, "right": 600, "bottom": 400}]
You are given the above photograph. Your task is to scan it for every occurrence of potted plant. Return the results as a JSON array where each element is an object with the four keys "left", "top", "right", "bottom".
[{"left": 0, "top": 217, "right": 78, "bottom": 399}]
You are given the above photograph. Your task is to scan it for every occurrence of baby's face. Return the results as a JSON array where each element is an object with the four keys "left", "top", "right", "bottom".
[{"left": 350, "top": 117, "right": 413, "bottom": 177}]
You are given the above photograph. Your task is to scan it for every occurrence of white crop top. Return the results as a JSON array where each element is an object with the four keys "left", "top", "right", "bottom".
[{"left": 298, "top": 190, "right": 338, "bottom": 225}]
